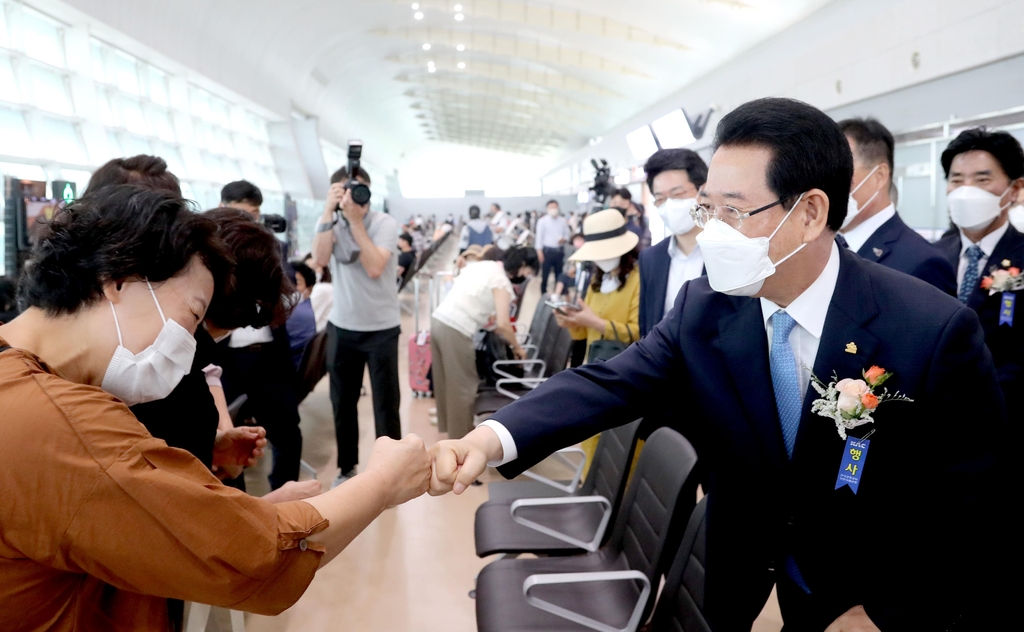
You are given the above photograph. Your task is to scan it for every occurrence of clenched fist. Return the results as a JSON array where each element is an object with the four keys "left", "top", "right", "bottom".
[{"left": 365, "top": 435, "right": 432, "bottom": 507}]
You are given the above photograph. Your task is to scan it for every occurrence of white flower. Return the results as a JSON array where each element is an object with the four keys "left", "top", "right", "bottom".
[
  {"left": 837, "top": 391, "right": 861, "bottom": 413},
  {"left": 836, "top": 378, "right": 868, "bottom": 397}
]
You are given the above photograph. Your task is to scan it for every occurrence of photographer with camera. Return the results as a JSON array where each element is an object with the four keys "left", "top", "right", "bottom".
[{"left": 312, "top": 143, "right": 403, "bottom": 489}]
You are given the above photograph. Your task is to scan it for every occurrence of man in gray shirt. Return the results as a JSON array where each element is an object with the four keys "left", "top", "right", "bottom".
[
  {"left": 312, "top": 166, "right": 402, "bottom": 488},
  {"left": 535, "top": 199, "right": 571, "bottom": 295}
]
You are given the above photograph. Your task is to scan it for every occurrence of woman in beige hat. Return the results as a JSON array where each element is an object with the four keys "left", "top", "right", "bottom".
[{"left": 554, "top": 209, "right": 641, "bottom": 362}]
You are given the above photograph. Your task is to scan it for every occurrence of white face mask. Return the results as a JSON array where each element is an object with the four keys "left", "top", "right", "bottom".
[
  {"left": 656, "top": 197, "right": 697, "bottom": 235},
  {"left": 101, "top": 281, "right": 197, "bottom": 406},
  {"left": 696, "top": 193, "right": 807, "bottom": 297},
  {"left": 547, "top": 208, "right": 559, "bottom": 217},
  {"left": 948, "top": 185, "right": 1012, "bottom": 232},
  {"left": 843, "top": 164, "right": 881, "bottom": 229},
  {"left": 594, "top": 257, "right": 620, "bottom": 273}
]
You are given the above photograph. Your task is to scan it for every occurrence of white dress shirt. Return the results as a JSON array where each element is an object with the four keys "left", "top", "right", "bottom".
[
  {"left": 956, "top": 221, "right": 1009, "bottom": 287},
  {"left": 840, "top": 203, "right": 896, "bottom": 254},
  {"left": 227, "top": 325, "right": 274, "bottom": 348},
  {"left": 664, "top": 237, "right": 705, "bottom": 318},
  {"left": 535, "top": 214, "right": 571, "bottom": 249},
  {"left": 482, "top": 242, "right": 842, "bottom": 467}
]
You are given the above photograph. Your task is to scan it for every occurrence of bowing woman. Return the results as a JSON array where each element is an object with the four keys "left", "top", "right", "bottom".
[{"left": 0, "top": 185, "right": 431, "bottom": 631}]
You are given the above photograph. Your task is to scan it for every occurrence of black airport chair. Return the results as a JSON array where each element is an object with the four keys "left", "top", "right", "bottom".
[{"left": 647, "top": 495, "right": 710, "bottom": 632}]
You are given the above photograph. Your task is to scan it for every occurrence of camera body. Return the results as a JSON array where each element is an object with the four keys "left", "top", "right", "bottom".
[
  {"left": 346, "top": 140, "right": 371, "bottom": 206},
  {"left": 589, "top": 158, "right": 615, "bottom": 205},
  {"left": 261, "top": 214, "right": 287, "bottom": 233}
]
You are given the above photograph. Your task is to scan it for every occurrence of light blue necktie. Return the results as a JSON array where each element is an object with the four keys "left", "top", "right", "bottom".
[
  {"left": 770, "top": 310, "right": 813, "bottom": 593},
  {"left": 958, "top": 244, "right": 984, "bottom": 304},
  {"left": 770, "top": 311, "right": 802, "bottom": 458}
]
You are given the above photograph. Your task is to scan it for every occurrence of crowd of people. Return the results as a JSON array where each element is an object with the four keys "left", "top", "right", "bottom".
[{"left": 1, "top": 93, "right": 1022, "bottom": 630}]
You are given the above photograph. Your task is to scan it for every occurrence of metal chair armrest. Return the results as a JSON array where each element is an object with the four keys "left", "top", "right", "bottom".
[
  {"left": 509, "top": 495, "right": 611, "bottom": 553},
  {"left": 492, "top": 359, "right": 546, "bottom": 380},
  {"left": 495, "top": 377, "right": 545, "bottom": 400},
  {"left": 522, "top": 570, "right": 651, "bottom": 632},
  {"left": 522, "top": 447, "right": 585, "bottom": 493}
]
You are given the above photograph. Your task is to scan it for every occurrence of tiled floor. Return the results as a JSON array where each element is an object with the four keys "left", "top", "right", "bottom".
[{"left": 203, "top": 240, "right": 783, "bottom": 631}]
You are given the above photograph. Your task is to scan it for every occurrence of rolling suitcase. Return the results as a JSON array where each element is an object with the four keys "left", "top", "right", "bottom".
[{"left": 409, "top": 276, "right": 432, "bottom": 397}]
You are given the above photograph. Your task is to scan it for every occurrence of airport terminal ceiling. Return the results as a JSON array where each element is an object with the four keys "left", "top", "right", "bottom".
[{"left": 58, "top": 0, "right": 836, "bottom": 171}]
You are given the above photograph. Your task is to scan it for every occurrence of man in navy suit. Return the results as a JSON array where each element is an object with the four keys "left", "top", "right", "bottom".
[
  {"left": 934, "top": 127, "right": 1024, "bottom": 410},
  {"left": 430, "top": 98, "right": 1006, "bottom": 630},
  {"left": 835, "top": 118, "right": 956, "bottom": 294},
  {"left": 638, "top": 149, "right": 709, "bottom": 336}
]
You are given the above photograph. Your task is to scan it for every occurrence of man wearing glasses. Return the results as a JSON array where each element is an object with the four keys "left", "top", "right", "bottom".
[{"left": 430, "top": 98, "right": 1006, "bottom": 630}]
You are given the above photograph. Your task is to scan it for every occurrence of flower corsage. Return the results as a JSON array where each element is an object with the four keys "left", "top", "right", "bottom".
[
  {"left": 809, "top": 365, "right": 913, "bottom": 439},
  {"left": 981, "top": 259, "right": 1024, "bottom": 295}
]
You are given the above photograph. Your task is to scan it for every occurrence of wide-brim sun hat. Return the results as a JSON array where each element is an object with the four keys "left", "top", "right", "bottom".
[{"left": 568, "top": 209, "right": 640, "bottom": 262}]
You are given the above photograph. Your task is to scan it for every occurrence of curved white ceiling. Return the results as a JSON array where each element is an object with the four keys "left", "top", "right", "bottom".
[{"left": 61, "top": 0, "right": 834, "bottom": 171}]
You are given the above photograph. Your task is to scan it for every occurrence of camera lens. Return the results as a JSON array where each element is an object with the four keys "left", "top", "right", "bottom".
[{"left": 350, "top": 183, "right": 371, "bottom": 206}]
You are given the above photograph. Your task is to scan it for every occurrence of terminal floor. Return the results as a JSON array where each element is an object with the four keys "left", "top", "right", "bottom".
[{"left": 202, "top": 252, "right": 784, "bottom": 632}]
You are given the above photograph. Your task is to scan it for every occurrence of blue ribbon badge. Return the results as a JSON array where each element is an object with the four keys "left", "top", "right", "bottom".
[
  {"left": 999, "top": 292, "right": 1015, "bottom": 327},
  {"left": 835, "top": 437, "right": 870, "bottom": 494}
]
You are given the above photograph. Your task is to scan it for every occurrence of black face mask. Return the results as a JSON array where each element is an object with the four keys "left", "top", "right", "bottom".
[{"left": 509, "top": 275, "right": 527, "bottom": 285}]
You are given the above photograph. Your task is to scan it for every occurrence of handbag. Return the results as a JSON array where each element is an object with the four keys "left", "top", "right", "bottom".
[
  {"left": 474, "top": 330, "right": 521, "bottom": 386},
  {"left": 587, "top": 322, "right": 634, "bottom": 363}
]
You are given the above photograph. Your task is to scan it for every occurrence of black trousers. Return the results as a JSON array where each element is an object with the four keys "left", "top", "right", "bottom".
[
  {"left": 327, "top": 324, "right": 402, "bottom": 473},
  {"left": 221, "top": 339, "right": 302, "bottom": 490},
  {"left": 540, "top": 246, "right": 564, "bottom": 294}
]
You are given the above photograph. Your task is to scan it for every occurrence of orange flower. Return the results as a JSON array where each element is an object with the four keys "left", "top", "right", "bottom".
[
  {"left": 981, "top": 277, "right": 994, "bottom": 290},
  {"left": 1010, "top": 267, "right": 1021, "bottom": 277},
  {"left": 861, "top": 392, "right": 879, "bottom": 410},
  {"left": 864, "top": 365, "right": 886, "bottom": 386}
]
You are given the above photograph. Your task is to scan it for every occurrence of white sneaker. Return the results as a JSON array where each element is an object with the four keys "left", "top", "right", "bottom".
[{"left": 331, "top": 468, "right": 357, "bottom": 489}]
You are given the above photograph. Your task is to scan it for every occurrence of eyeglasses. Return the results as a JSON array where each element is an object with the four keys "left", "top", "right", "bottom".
[{"left": 691, "top": 198, "right": 785, "bottom": 229}]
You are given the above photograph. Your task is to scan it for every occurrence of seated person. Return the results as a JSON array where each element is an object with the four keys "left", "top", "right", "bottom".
[
  {"left": 0, "top": 184, "right": 432, "bottom": 631},
  {"left": 287, "top": 261, "right": 319, "bottom": 370},
  {"left": 303, "top": 253, "right": 333, "bottom": 332},
  {"left": 397, "top": 232, "right": 416, "bottom": 281}
]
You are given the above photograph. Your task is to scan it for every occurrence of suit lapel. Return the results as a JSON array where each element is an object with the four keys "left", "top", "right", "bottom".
[
  {"left": 651, "top": 245, "right": 670, "bottom": 322},
  {"left": 794, "top": 250, "right": 881, "bottom": 456},
  {"left": 717, "top": 299, "right": 788, "bottom": 469},
  {"left": 969, "top": 226, "right": 1024, "bottom": 310},
  {"left": 857, "top": 215, "right": 902, "bottom": 264}
]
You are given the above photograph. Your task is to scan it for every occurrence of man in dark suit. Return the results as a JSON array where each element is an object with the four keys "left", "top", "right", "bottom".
[
  {"left": 934, "top": 127, "right": 1024, "bottom": 408},
  {"left": 638, "top": 149, "right": 708, "bottom": 336},
  {"left": 836, "top": 118, "right": 956, "bottom": 294},
  {"left": 430, "top": 98, "right": 1006, "bottom": 630}
]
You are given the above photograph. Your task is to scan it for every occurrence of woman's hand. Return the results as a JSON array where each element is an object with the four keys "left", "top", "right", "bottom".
[
  {"left": 556, "top": 299, "right": 604, "bottom": 331},
  {"left": 365, "top": 435, "right": 432, "bottom": 507},
  {"left": 512, "top": 345, "right": 527, "bottom": 360},
  {"left": 263, "top": 480, "right": 323, "bottom": 504},
  {"left": 212, "top": 426, "right": 267, "bottom": 473}
]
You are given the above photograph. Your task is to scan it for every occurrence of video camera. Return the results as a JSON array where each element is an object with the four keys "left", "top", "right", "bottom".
[
  {"left": 261, "top": 214, "right": 287, "bottom": 233},
  {"left": 345, "top": 140, "right": 371, "bottom": 206},
  {"left": 589, "top": 158, "right": 615, "bottom": 205}
]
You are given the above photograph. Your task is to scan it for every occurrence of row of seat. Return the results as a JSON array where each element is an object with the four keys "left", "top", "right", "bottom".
[{"left": 473, "top": 425, "right": 711, "bottom": 632}]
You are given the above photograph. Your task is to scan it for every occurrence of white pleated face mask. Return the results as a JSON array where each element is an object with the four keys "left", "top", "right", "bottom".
[
  {"left": 594, "top": 257, "right": 621, "bottom": 273},
  {"left": 101, "top": 280, "right": 197, "bottom": 406},
  {"left": 696, "top": 193, "right": 807, "bottom": 297},
  {"left": 656, "top": 197, "right": 697, "bottom": 235},
  {"left": 948, "top": 185, "right": 1012, "bottom": 232},
  {"left": 843, "top": 164, "right": 881, "bottom": 229}
]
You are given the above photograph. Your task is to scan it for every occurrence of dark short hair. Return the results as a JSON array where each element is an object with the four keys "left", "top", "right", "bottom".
[
  {"left": 19, "top": 185, "right": 231, "bottom": 316},
  {"left": 611, "top": 187, "right": 632, "bottom": 201},
  {"left": 941, "top": 127, "right": 1024, "bottom": 181},
  {"left": 491, "top": 202, "right": 501, "bottom": 210},
  {"left": 201, "top": 207, "right": 293, "bottom": 329},
  {"left": 502, "top": 245, "right": 540, "bottom": 275},
  {"left": 644, "top": 148, "right": 708, "bottom": 193},
  {"left": 714, "top": 97, "right": 853, "bottom": 232},
  {"left": 545, "top": 199, "right": 559, "bottom": 208},
  {"left": 329, "top": 166, "right": 371, "bottom": 185},
  {"left": 85, "top": 155, "right": 181, "bottom": 196},
  {"left": 303, "top": 252, "right": 331, "bottom": 283},
  {"left": 399, "top": 233, "right": 414, "bottom": 247},
  {"left": 838, "top": 117, "right": 894, "bottom": 182},
  {"left": 221, "top": 180, "right": 263, "bottom": 206},
  {"left": 291, "top": 260, "right": 316, "bottom": 290},
  {"left": 469, "top": 205, "right": 481, "bottom": 219}
]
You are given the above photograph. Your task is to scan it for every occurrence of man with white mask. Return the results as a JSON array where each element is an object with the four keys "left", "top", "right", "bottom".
[
  {"left": 934, "top": 127, "right": 1024, "bottom": 406},
  {"left": 836, "top": 118, "right": 955, "bottom": 294},
  {"left": 637, "top": 148, "right": 708, "bottom": 336},
  {"left": 535, "top": 199, "right": 571, "bottom": 295},
  {"left": 429, "top": 98, "right": 1007, "bottom": 630}
]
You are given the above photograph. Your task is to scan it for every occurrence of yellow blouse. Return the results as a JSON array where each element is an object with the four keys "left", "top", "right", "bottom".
[{"left": 569, "top": 268, "right": 641, "bottom": 360}]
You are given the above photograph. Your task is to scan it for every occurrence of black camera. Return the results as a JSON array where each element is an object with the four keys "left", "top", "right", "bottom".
[
  {"left": 589, "top": 158, "right": 615, "bottom": 205},
  {"left": 261, "top": 214, "right": 287, "bottom": 233},
  {"left": 346, "top": 140, "right": 371, "bottom": 206}
]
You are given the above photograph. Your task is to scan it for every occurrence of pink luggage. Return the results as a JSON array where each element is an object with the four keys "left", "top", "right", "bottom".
[{"left": 409, "top": 330, "right": 432, "bottom": 397}]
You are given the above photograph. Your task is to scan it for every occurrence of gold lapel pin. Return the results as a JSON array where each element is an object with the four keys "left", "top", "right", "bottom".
[
  {"left": 873, "top": 248, "right": 884, "bottom": 258},
  {"left": 845, "top": 342, "right": 858, "bottom": 354},
  {"left": 1002, "top": 259, "right": 1012, "bottom": 267}
]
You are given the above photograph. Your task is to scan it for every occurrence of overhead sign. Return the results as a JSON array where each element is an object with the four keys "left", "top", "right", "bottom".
[{"left": 52, "top": 180, "right": 77, "bottom": 203}]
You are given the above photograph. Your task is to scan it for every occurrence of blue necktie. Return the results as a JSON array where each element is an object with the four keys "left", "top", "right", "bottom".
[
  {"left": 770, "top": 311, "right": 801, "bottom": 458},
  {"left": 958, "top": 245, "right": 984, "bottom": 304},
  {"left": 770, "top": 310, "right": 813, "bottom": 593}
]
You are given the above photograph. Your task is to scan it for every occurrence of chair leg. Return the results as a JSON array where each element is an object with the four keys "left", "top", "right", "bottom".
[
  {"left": 184, "top": 602, "right": 211, "bottom": 632},
  {"left": 229, "top": 609, "right": 246, "bottom": 632}
]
